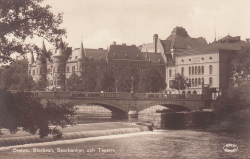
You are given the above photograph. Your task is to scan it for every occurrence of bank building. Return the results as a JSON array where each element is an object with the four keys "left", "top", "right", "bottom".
[{"left": 28, "top": 26, "right": 248, "bottom": 98}]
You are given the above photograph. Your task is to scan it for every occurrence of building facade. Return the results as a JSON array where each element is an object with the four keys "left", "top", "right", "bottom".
[{"left": 28, "top": 26, "right": 247, "bottom": 95}]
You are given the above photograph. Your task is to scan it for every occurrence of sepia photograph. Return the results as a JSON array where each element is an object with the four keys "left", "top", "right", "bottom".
[{"left": 0, "top": 0, "right": 250, "bottom": 158}]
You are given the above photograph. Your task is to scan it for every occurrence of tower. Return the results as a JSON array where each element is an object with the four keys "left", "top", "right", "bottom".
[
  {"left": 35, "top": 40, "right": 47, "bottom": 82},
  {"left": 52, "top": 38, "right": 66, "bottom": 89}
]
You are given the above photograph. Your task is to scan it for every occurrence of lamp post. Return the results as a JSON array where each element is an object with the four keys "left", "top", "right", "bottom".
[
  {"left": 131, "top": 76, "right": 134, "bottom": 93},
  {"left": 115, "top": 79, "right": 118, "bottom": 93}
]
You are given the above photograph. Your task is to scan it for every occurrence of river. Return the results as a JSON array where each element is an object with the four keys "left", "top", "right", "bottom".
[{"left": 1, "top": 129, "right": 249, "bottom": 159}]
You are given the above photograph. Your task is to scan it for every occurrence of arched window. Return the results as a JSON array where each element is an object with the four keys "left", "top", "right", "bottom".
[
  {"left": 169, "top": 80, "right": 172, "bottom": 88},
  {"left": 189, "top": 79, "right": 191, "bottom": 87},
  {"left": 195, "top": 66, "right": 197, "bottom": 75},
  {"left": 198, "top": 66, "right": 201, "bottom": 74},
  {"left": 202, "top": 78, "right": 204, "bottom": 85},
  {"left": 209, "top": 65, "right": 213, "bottom": 74},
  {"left": 182, "top": 91, "right": 185, "bottom": 94},
  {"left": 181, "top": 67, "right": 184, "bottom": 75},
  {"left": 188, "top": 91, "right": 191, "bottom": 94},
  {"left": 198, "top": 78, "right": 201, "bottom": 85},
  {"left": 189, "top": 67, "right": 191, "bottom": 75},
  {"left": 192, "top": 78, "right": 194, "bottom": 87},
  {"left": 209, "top": 77, "right": 213, "bottom": 86},
  {"left": 193, "top": 90, "right": 197, "bottom": 94},
  {"left": 169, "top": 69, "right": 172, "bottom": 77},
  {"left": 195, "top": 78, "right": 197, "bottom": 87},
  {"left": 192, "top": 67, "right": 194, "bottom": 75},
  {"left": 202, "top": 66, "right": 204, "bottom": 74}
]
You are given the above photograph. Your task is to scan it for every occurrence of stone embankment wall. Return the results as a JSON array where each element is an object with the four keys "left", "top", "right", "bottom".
[{"left": 139, "top": 111, "right": 215, "bottom": 129}]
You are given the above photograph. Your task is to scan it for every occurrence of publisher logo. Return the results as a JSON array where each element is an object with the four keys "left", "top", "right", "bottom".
[{"left": 223, "top": 144, "right": 238, "bottom": 153}]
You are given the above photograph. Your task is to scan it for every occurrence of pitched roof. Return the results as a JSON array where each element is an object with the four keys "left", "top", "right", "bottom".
[
  {"left": 67, "top": 48, "right": 107, "bottom": 61},
  {"left": 177, "top": 42, "right": 242, "bottom": 56},
  {"left": 160, "top": 40, "right": 171, "bottom": 51},
  {"left": 218, "top": 35, "right": 241, "bottom": 43},
  {"left": 108, "top": 45, "right": 144, "bottom": 60},
  {"left": 166, "top": 27, "right": 207, "bottom": 49},
  {"left": 141, "top": 52, "right": 165, "bottom": 64}
]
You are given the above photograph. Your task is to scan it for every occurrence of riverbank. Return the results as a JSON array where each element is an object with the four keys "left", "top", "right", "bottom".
[{"left": 0, "top": 122, "right": 152, "bottom": 147}]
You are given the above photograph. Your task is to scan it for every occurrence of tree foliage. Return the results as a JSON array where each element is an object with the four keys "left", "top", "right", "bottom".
[
  {"left": 0, "top": 0, "right": 66, "bottom": 63},
  {"left": 0, "top": 59, "right": 48, "bottom": 91},
  {"left": 213, "top": 46, "right": 250, "bottom": 124},
  {"left": 138, "top": 67, "right": 166, "bottom": 93},
  {"left": 0, "top": 90, "right": 77, "bottom": 138},
  {"left": 169, "top": 73, "right": 187, "bottom": 92}
]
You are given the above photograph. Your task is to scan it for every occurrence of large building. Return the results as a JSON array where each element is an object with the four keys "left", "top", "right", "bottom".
[{"left": 28, "top": 26, "right": 247, "bottom": 95}]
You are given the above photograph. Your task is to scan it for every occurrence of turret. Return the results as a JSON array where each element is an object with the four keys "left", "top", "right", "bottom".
[
  {"left": 28, "top": 51, "right": 34, "bottom": 65},
  {"left": 77, "top": 40, "right": 86, "bottom": 75}
]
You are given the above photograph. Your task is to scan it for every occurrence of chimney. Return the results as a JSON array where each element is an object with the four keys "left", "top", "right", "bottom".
[
  {"left": 113, "top": 41, "right": 116, "bottom": 45},
  {"left": 246, "top": 38, "right": 250, "bottom": 44},
  {"left": 153, "top": 34, "right": 158, "bottom": 53}
]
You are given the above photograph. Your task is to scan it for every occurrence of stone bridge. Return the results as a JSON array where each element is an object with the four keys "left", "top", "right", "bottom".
[{"left": 25, "top": 91, "right": 211, "bottom": 118}]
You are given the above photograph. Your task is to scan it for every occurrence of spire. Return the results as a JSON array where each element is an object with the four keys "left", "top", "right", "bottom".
[
  {"left": 78, "top": 38, "right": 86, "bottom": 60},
  {"left": 41, "top": 39, "right": 47, "bottom": 53},
  {"left": 29, "top": 52, "right": 34, "bottom": 65}
]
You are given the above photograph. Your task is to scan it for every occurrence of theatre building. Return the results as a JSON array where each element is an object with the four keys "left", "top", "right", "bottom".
[{"left": 166, "top": 35, "right": 246, "bottom": 99}]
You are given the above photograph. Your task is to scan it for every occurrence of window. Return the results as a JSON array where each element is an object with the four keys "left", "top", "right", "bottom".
[
  {"left": 195, "top": 78, "right": 197, "bottom": 87},
  {"left": 202, "top": 66, "right": 204, "bottom": 74},
  {"left": 169, "top": 69, "right": 172, "bottom": 77},
  {"left": 189, "top": 79, "right": 191, "bottom": 86},
  {"left": 33, "top": 70, "right": 35, "bottom": 75},
  {"left": 67, "top": 67, "right": 70, "bottom": 72},
  {"left": 110, "top": 66, "right": 115, "bottom": 72},
  {"left": 198, "top": 78, "right": 201, "bottom": 85},
  {"left": 72, "top": 66, "right": 75, "bottom": 72},
  {"left": 209, "top": 65, "right": 213, "bottom": 74},
  {"left": 202, "top": 78, "right": 204, "bottom": 85},
  {"left": 192, "top": 67, "right": 194, "bottom": 75},
  {"left": 189, "top": 67, "right": 191, "bottom": 75},
  {"left": 198, "top": 66, "right": 201, "bottom": 74},
  {"left": 209, "top": 77, "right": 213, "bottom": 86},
  {"left": 119, "top": 66, "right": 123, "bottom": 71},
  {"left": 195, "top": 66, "right": 197, "bottom": 75},
  {"left": 192, "top": 78, "right": 194, "bottom": 87},
  {"left": 181, "top": 67, "right": 184, "bottom": 75}
]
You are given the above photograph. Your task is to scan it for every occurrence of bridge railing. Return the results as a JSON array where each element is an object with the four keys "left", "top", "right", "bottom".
[{"left": 9, "top": 90, "right": 204, "bottom": 99}]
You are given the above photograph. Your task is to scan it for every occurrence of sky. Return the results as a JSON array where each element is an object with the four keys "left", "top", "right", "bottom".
[{"left": 32, "top": 0, "right": 250, "bottom": 50}]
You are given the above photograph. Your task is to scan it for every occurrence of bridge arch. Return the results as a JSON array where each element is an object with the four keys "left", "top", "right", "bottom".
[{"left": 136, "top": 99, "right": 202, "bottom": 112}]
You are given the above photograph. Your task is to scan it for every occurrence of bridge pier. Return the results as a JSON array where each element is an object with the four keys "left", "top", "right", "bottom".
[{"left": 128, "top": 108, "right": 138, "bottom": 118}]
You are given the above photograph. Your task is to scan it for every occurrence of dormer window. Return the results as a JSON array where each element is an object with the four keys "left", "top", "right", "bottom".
[
  {"left": 182, "top": 59, "right": 184, "bottom": 62},
  {"left": 209, "top": 57, "right": 212, "bottom": 60},
  {"left": 189, "top": 59, "right": 191, "bottom": 61}
]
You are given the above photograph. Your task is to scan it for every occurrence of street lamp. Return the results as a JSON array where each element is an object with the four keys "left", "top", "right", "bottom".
[
  {"left": 131, "top": 76, "right": 134, "bottom": 93},
  {"left": 115, "top": 79, "right": 118, "bottom": 93}
]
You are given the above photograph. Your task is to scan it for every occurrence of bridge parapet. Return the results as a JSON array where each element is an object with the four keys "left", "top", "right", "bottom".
[{"left": 9, "top": 91, "right": 205, "bottom": 100}]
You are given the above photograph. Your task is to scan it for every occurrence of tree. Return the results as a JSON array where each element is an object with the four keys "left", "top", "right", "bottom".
[
  {"left": 212, "top": 46, "right": 250, "bottom": 124},
  {"left": 65, "top": 73, "right": 82, "bottom": 91},
  {"left": 96, "top": 69, "right": 115, "bottom": 92},
  {"left": 0, "top": 90, "right": 78, "bottom": 138},
  {"left": 138, "top": 67, "right": 166, "bottom": 93},
  {"left": 0, "top": 59, "right": 35, "bottom": 90},
  {"left": 0, "top": 0, "right": 66, "bottom": 63},
  {"left": 114, "top": 66, "right": 140, "bottom": 93},
  {"left": 169, "top": 73, "right": 187, "bottom": 93}
]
